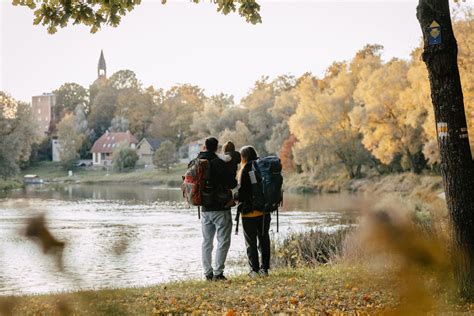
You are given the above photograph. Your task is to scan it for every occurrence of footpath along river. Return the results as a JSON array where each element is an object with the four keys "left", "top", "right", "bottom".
[{"left": 0, "top": 184, "right": 355, "bottom": 295}]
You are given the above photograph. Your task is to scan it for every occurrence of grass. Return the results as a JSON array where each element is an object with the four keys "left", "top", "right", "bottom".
[
  {"left": 7, "top": 264, "right": 474, "bottom": 315},
  {"left": 0, "top": 178, "right": 23, "bottom": 192},
  {"left": 3, "top": 265, "right": 400, "bottom": 315},
  {"left": 21, "top": 161, "right": 187, "bottom": 187}
]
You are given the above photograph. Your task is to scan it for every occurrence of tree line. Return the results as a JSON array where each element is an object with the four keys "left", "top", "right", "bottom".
[{"left": 0, "top": 16, "right": 472, "bottom": 177}]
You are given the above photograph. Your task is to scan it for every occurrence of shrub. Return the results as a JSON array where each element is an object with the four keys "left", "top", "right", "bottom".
[
  {"left": 0, "top": 179, "right": 23, "bottom": 191},
  {"left": 61, "top": 158, "right": 79, "bottom": 171},
  {"left": 112, "top": 143, "right": 138, "bottom": 172},
  {"left": 272, "top": 228, "right": 352, "bottom": 268}
]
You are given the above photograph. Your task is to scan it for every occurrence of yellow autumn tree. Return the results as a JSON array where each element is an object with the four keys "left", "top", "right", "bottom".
[
  {"left": 402, "top": 48, "right": 438, "bottom": 166},
  {"left": 57, "top": 113, "right": 85, "bottom": 170},
  {"left": 416, "top": 17, "right": 474, "bottom": 166},
  {"left": 455, "top": 17, "right": 474, "bottom": 157},
  {"left": 219, "top": 120, "right": 254, "bottom": 150},
  {"left": 351, "top": 57, "right": 426, "bottom": 173},
  {"left": 289, "top": 64, "right": 371, "bottom": 179}
]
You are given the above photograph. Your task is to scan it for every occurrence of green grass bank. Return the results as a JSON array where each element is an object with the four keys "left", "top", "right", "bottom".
[
  {"left": 21, "top": 162, "right": 187, "bottom": 187},
  {"left": 0, "top": 179, "right": 23, "bottom": 192}
]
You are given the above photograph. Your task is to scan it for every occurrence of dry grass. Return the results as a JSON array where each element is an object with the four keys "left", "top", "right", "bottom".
[
  {"left": 273, "top": 228, "right": 351, "bottom": 268},
  {"left": 3, "top": 266, "right": 399, "bottom": 315},
  {"left": 5, "top": 264, "right": 474, "bottom": 315}
]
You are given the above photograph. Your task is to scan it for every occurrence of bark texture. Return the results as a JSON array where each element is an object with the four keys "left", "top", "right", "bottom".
[{"left": 417, "top": 0, "right": 474, "bottom": 298}]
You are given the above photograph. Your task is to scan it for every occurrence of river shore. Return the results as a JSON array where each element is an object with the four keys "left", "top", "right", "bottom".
[
  {"left": 18, "top": 161, "right": 187, "bottom": 188},
  {"left": 19, "top": 162, "right": 444, "bottom": 198}
]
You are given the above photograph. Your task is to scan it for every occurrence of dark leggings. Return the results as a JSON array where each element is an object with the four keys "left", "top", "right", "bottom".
[{"left": 242, "top": 214, "right": 271, "bottom": 272}]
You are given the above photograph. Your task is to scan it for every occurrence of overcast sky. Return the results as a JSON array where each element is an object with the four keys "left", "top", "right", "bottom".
[{"left": 1, "top": 1, "right": 424, "bottom": 103}]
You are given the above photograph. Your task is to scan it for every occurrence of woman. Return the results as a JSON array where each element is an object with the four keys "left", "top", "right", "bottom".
[{"left": 235, "top": 145, "right": 271, "bottom": 278}]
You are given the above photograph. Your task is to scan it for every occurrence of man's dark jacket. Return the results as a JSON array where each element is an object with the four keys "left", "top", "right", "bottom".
[{"left": 197, "top": 151, "right": 237, "bottom": 212}]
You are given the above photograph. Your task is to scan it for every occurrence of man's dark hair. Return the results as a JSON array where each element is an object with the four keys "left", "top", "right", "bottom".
[{"left": 205, "top": 137, "right": 219, "bottom": 152}]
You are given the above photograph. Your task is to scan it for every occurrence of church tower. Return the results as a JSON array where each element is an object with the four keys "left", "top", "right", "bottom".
[{"left": 98, "top": 50, "right": 107, "bottom": 79}]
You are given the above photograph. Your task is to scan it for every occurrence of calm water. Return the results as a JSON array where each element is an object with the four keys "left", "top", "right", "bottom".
[{"left": 0, "top": 184, "right": 354, "bottom": 295}]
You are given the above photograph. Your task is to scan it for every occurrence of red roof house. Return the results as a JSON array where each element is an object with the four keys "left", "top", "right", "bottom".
[{"left": 91, "top": 131, "right": 139, "bottom": 166}]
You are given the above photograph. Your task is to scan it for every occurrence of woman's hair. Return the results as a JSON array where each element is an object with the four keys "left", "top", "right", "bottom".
[
  {"left": 240, "top": 145, "right": 258, "bottom": 165},
  {"left": 223, "top": 141, "right": 235, "bottom": 153}
]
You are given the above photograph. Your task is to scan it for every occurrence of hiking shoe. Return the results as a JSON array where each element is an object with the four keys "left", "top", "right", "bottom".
[
  {"left": 248, "top": 271, "right": 259, "bottom": 279},
  {"left": 258, "top": 269, "right": 269, "bottom": 277},
  {"left": 213, "top": 273, "right": 227, "bottom": 281},
  {"left": 205, "top": 273, "right": 214, "bottom": 281}
]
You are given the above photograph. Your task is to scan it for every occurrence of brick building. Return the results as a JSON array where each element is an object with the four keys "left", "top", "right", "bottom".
[{"left": 31, "top": 93, "right": 56, "bottom": 138}]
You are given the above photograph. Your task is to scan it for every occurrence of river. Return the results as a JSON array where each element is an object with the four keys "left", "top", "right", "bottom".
[{"left": 0, "top": 184, "right": 355, "bottom": 295}]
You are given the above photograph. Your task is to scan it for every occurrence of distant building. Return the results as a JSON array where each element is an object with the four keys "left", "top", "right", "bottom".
[
  {"left": 97, "top": 49, "right": 107, "bottom": 79},
  {"left": 52, "top": 138, "right": 61, "bottom": 162},
  {"left": 179, "top": 140, "right": 204, "bottom": 163},
  {"left": 32, "top": 93, "right": 56, "bottom": 138},
  {"left": 137, "top": 138, "right": 163, "bottom": 166},
  {"left": 90, "top": 131, "right": 138, "bottom": 166}
]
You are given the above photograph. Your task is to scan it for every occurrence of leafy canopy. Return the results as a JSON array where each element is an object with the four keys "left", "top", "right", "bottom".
[
  {"left": 12, "top": 0, "right": 262, "bottom": 34},
  {"left": 153, "top": 140, "right": 177, "bottom": 171},
  {"left": 112, "top": 142, "right": 139, "bottom": 172}
]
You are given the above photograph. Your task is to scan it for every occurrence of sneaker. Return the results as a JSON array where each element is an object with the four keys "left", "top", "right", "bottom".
[
  {"left": 248, "top": 271, "right": 259, "bottom": 279},
  {"left": 258, "top": 269, "right": 269, "bottom": 277},
  {"left": 213, "top": 273, "right": 227, "bottom": 281},
  {"left": 205, "top": 273, "right": 214, "bottom": 281}
]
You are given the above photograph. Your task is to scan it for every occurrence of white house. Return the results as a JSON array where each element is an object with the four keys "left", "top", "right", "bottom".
[{"left": 90, "top": 131, "right": 138, "bottom": 166}]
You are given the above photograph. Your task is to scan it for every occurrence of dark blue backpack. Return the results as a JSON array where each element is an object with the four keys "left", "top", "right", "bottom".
[{"left": 252, "top": 156, "right": 283, "bottom": 213}]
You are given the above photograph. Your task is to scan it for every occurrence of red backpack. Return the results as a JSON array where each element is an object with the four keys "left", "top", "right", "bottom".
[{"left": 182, "top": 158, "right": 212, "bottom": 208}]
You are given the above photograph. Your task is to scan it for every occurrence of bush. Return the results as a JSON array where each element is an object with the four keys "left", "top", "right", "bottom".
[
  {"left": 112, "top": 143, "right": 138, "bottom": 172},
  {"left": 272, "top": 228, "right": 352, "bottom": 268},
  {"left": 0, "top": 179, "right": 23, "bottom": 191},
  {"left": 61, "top": 158, "right": 79, "bottom": 171}
]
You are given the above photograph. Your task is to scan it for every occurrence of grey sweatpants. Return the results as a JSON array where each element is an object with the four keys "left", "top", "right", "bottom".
[{"left": 201, "top": 210, "right": 232, "bottom": 276}]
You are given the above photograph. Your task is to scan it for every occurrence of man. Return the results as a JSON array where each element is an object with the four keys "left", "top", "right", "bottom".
[{"left": 198, "top": 137, "right": 237, "bottom": 281}]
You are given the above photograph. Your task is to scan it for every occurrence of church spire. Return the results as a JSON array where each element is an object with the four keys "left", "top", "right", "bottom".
[{"left": 98, "top": 50, "right": 107, "bottom": 79}]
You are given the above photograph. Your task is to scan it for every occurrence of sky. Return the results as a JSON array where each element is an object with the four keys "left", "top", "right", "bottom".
[{"left": 0, "top": 0, "right": 424, "bottom": 103}]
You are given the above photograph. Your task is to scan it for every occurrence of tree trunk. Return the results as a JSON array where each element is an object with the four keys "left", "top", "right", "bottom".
[
  {"left": 355, "top": 164, "right": 362, "bottom": 179},
  {"left": 417, "top": 0, "right": 474, "bottom": 298}
]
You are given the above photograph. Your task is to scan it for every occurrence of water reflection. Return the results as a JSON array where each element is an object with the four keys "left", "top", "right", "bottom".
[
  {"left": 0, "top": 184, "right": 355, "bottom": 295},
  {"left": 6, "top": 184, "right": 183, "bottom": 203}
]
